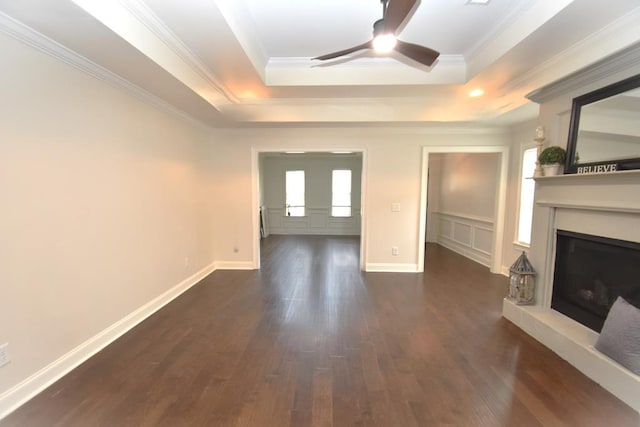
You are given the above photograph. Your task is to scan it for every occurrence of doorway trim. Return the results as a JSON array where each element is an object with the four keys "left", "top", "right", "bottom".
[
  {"left": 251, "top": 147, "right": 368, "bottom": 271},
  {"left": 418, "top": 145, "right": 509, "bottom": 274}
]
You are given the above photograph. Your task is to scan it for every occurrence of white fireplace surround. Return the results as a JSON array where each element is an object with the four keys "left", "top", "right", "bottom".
[{"left": 503, "top": 170, "right": 640, "bottom": 411}]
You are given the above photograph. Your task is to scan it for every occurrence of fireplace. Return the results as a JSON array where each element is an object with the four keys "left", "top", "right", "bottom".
[
  {"left": 502, "top": 170, "right": 640, "bottom": 410},
  {"left": 551, "top": 230, "right": 640, "bottom": 332}
]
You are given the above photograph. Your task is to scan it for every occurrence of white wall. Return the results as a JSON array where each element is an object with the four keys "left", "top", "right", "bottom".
[
  {"left": 0, "top": 32, "right": 216, "bottom": 414},
  {"left": 438, "top": 153, "right": 499, "bottom": 218},
  {"left": 261, "top": 153, "right": 362, "bottom": 235},
  {"left": 210, "top": 127, "right": 510, "bottom": 272}
]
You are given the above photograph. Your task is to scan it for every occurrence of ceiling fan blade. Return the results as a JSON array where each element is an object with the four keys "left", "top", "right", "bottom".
[
  {"left": 313, "top": 41, "right": 373, "bottom": 61},
  {"left": 394, "top": 40, "right": 440, "bottom": 67},
  {"left": 383, "top": 0, "right": 418, "bottom": 34}
]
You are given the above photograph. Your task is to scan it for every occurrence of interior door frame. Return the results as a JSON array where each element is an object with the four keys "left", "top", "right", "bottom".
[{"left": 418, "top": 145, "right": 509, "bottom": 274}]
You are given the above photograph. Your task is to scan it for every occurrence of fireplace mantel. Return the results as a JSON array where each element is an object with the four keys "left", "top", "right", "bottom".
[
  {"left": 535, "top": 170, "right": 640, "bottom": 213},
  {"left": 503, "top": 169, "right": 640, "bottom": 411}
]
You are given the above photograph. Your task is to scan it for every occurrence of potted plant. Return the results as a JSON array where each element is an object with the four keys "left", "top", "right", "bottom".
[{"left": 539, "top": 146, "right": 566, "bottom": 176}]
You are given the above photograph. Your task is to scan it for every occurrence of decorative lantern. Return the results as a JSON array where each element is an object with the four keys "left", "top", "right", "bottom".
[{"left": 508, "top": 252, "right": 537, "bottom": 305}]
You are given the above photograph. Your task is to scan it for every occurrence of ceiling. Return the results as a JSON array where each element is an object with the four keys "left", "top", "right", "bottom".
[{"left": 1, "top": 0, "right": 639, "bottom": 126}]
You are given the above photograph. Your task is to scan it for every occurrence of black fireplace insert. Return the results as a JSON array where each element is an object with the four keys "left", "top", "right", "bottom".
[{"left": 551, "top": 230, "right": 640, "bottom": 332}]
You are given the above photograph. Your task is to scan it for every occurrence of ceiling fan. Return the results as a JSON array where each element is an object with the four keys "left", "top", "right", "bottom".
[{"left": 313, "top": 0, "right": 440, "bottom": 67}]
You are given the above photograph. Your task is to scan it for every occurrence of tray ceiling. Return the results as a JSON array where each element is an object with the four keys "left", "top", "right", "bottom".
[{"left": 1, "top": 0, "right": 639, "bottom": 125}]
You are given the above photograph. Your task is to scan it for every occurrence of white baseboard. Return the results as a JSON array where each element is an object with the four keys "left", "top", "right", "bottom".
[
  {"left": 214, "top": 261, "right": 256, "bottom": 270},
  {"left": 0, "top": 261, "right": 216, "bottom": 421},
  {"left": 268, "top": 229, "right": 361, "bottom": 236},
  {"left": 437, "top": 238, "right": 491, "bottom": 269},
  {"left": 365, "top": 263, "right": 419, "bottom": 272}
]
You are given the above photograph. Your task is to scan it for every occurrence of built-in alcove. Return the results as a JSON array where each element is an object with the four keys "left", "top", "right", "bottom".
[{"left": 551, "top": 230, "right": 640, "bottom": 332}]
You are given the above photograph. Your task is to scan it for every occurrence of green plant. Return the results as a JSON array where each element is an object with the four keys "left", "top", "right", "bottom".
[{"left": 539, "top": 146, "right": 566, "bottom": 165}]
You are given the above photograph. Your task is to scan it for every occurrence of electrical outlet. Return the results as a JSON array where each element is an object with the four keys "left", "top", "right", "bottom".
[
  {"left": 391, "top": 203, "right": 401, "bottom": 212},
  {"left": 392, "top": 246, "right": 399, "bottom": 256},
  {"left": 0, "top": 343, "right": 10, "bottom": 368}
]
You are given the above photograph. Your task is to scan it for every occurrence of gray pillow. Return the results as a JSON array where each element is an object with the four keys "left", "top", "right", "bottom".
[{"left": 594, "top": 296, "right": 640, "bottom": 375}]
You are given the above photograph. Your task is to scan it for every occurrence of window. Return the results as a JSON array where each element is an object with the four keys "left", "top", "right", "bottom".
[
  {"left": 516, "top": 147, "right": 538, "bottom": 245},
  {"left": 285, "top": 170, "right": 305, "bottom": 216},
  {"left": 331, "top": 169, "right": 352, "bottom": 217}
]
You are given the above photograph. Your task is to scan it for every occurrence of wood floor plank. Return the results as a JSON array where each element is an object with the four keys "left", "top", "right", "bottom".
[
  {"left": 311, "top": 368, "right": 333, "bottom": 427},
  {"left": 1, "top": 236, "right": 638, "bottom": 426}
]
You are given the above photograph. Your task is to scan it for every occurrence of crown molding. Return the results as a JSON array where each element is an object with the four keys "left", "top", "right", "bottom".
[
  {"left": 524, "top": 8, "right": 640, "bottom": 103},
  {"left": 526, "top": 42, "right": 640, "bottom": 104},
  {"left": 212, "top": 0, "right": 269, "bottom": 83},
  {"left": 265, "top": 55, "right": 467, "bottom": 86},
  {"left": 215, "top": 123, "right": 509, "bottom": 135},
  {"left": 119, "top": 0, "right": 238, "bottom": 104},
  {"left": 268, "top": 54, "right": 466, "bottom": 69},
  {"left": 0, "top": 11, "right": 204, "bottom": 127},
  {"left": 235, "top": 95, "right": 455, "bottom": 106},
  {"left": 465, "top": 0, "right": 571, "bottom": 79},
  {"left": 464, "top": 0, "right": 536, "bottom": 60}
]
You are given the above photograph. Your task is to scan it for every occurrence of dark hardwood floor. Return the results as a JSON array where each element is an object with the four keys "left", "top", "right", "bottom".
[{"left": 2, "top": 236, "right": 637, "bottom": 426}]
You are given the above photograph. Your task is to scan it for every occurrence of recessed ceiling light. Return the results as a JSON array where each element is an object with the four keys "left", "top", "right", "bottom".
[
  {"left": 331, "top": 151, "right": 353, "bottom": 154},
  {"left": 469, "top": 89, "right": 485, "bottom": 97},
  {"left": 466, "top": 0, "right": 491, "bottom": 4},
  {"left": 285, "top": 151, "right": 305, "bottom": 154}
]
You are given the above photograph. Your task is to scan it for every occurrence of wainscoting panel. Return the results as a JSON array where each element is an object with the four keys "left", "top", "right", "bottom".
[
  {"left": 453, "top": 222, "right": 472, "bottom": 245},
  {"left": 473, "top": 227, "right": 493, "bottom": 255},
  {"left": 267, "top": 207, "right": 361, "bottom": 235},
  {"left": 435, "top": 212, "right": 494, "bottom": 267},
  {"left": 308, "top": 210, "right": 327, "bottom": 229}
]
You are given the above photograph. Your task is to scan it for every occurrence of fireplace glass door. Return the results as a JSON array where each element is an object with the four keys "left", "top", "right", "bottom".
[{"left": 551, "top": 230, "right": 640, "bottom": 332}]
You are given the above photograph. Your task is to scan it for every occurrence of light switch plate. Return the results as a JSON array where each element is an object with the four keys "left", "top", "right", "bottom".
[{"left": 391, "top": 203, "right": 400, "bottom": 212}]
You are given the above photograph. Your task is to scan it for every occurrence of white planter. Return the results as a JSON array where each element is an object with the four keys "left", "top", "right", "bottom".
[{"left": 542, "top": 163, "right": 563, "bottom": 176}]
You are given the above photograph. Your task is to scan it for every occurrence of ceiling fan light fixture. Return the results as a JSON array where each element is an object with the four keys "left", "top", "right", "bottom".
[
  {"left": 313, "top": 0, "right": 440, "bottom": 67},
  {"left": 373, "top": 33, "right": 397, "bottom": 53}
]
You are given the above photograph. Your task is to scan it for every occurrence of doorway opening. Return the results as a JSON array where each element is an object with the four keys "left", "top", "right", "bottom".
[
  {"left": 252, "top": 150, "right": 367, "bottom": 270},
  {"left": 418, "top": 146, "right": 509, "bottom": 274}
]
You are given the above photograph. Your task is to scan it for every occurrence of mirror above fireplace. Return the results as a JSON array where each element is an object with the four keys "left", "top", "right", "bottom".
[{"left": 565, "top": 73, "right": 640, "bottom": 174}]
